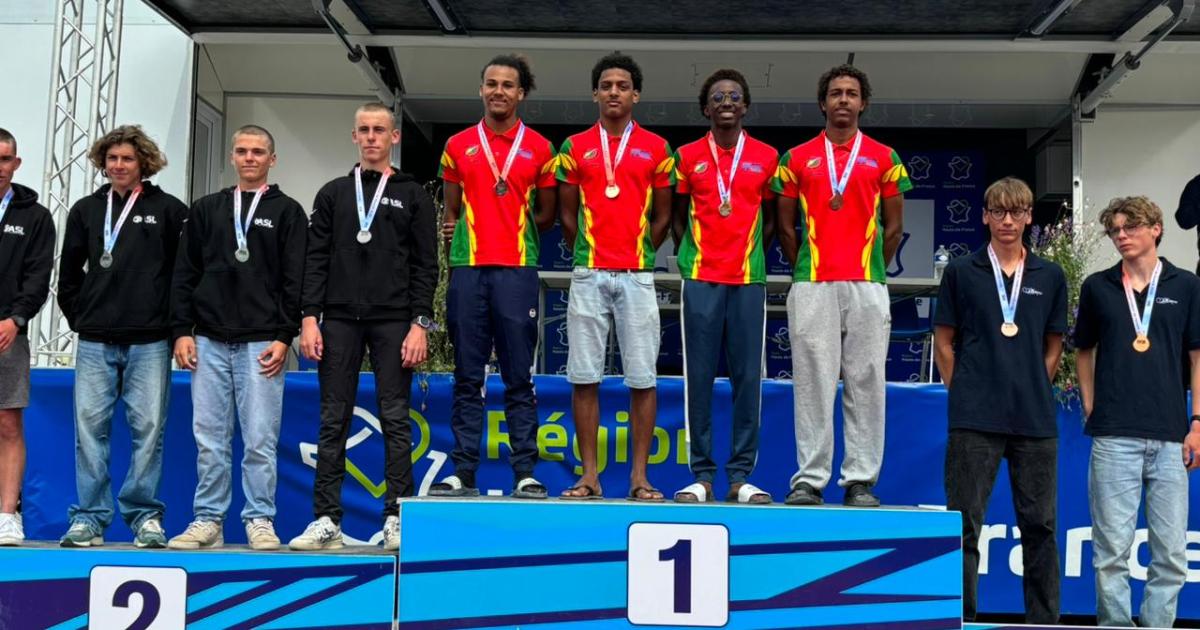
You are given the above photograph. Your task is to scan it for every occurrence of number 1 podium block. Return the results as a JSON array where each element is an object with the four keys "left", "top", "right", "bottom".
[{"left": 398, "top": 499, "right": 963, "bottom": 629}]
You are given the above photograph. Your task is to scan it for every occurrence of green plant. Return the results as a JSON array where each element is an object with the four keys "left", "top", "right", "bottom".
[
  {"left": 414, "top": 180, "right": 455, "bottom": 411},
  {"left": 1030, "top": 205, "right": 1104, "bottom": 407}
]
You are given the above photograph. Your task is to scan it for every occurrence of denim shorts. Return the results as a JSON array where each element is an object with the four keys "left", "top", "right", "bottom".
[{"left": 566, "top": 267, "right": 660, "bottom": 389}]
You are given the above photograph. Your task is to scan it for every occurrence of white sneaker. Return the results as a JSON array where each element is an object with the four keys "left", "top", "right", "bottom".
[
  {"left": 0, "top": 513, "right": 23, "bottom": 546},
  {"left": 288, "top": 516, "right": 343, "bottom": 551},
  {"left": 246, "top": 518, "right": 281, "bottom": 551},
  {"left": 382, "top": 515, "right": 399, "bottom": 551},
  {"left": 167, "top": 520, "right": 223, "bottom": 550},
  {"left": 134, "top": 518, "right": 167, "bottom": 549}
]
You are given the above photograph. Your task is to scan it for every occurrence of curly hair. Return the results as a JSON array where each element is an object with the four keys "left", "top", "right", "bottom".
[
  {"left": 591, "top": 51, "right": 643, "bottom": 92},
  {"left": 817, "top": 64, "right": 872, "bottom": 107},
  {"left": 698, "top": 68, "right": 751, "bottom": 116},
  {"left": 89, "top": 125, "right": 167, "bottom": 178},
  {"left": 482, "top": 53, "right": 536, "bottom": 93},
  {"left": 1100, "top": 195, "right": 1164, "bottom": 246}
]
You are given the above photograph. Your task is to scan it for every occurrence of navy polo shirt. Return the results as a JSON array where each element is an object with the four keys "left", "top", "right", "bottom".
[
  {"left": 933, "top": 247, "right": 1068, "bottom": 437},
  {"left": 1074, "top": 258, "right": 1200, "bottom": 442}
]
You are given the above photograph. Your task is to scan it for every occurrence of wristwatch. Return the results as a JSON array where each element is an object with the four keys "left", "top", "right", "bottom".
[
  {"left": 414, "top": 315, "right": 433, "bottom": 329},
  {"left": 11, "top": 315, "right": 27, "bottom": 328}
]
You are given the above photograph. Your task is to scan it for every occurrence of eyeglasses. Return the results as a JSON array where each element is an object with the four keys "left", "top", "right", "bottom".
[
  {"left": 985, "top": 207, "right": 1031, "bottom": 220},
  {"left": 1105, "top": 223, "right": 1147, "bottom": 238},
  {"left": 709, "top": 90, "right": 743, "bottom": 105}
]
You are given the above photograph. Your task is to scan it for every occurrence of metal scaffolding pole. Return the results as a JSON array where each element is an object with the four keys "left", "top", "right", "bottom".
[{"left": 34, "top": 0, "right": 125, "bottom": 367}]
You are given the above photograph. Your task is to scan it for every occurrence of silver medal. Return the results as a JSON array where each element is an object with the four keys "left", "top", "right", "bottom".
[
  {"left": 99, "top": 252, "right": 113, "bottom": 268},
  {"left": 357, "top": 229, "right": 372, "bottom": 244},
  {"left": 235, "top": 248, "right": 250, "bottom": 263}
]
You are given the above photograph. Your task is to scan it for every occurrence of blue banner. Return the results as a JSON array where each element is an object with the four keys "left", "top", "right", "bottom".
[{"left": 21, "top": 369, "right": 1200, "bottom": 619}]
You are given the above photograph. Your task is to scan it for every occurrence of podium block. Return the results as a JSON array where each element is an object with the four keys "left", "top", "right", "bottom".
[
  {"left": 398, "top": 499, "right": 963, "bottom": 629},
  {"left": 0, "top": 544, "right": 396, "bottom": 629}
]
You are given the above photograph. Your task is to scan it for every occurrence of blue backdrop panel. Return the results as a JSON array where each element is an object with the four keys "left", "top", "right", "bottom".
[
  {"left": 396, "top": 499, "right": 961, "bottom": 629},
  {"left": 21, "top": 370, "right": 1200, "bottom": 619},
  {"left": 0, "top": 546, "right": 395, "bottom": 629}
]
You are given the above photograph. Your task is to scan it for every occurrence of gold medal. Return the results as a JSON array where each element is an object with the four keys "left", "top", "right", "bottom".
[
  {"left": 1001, "top": 322, "right": 1018, "bottom": 337},
  {"left": 605, "top": 184, "right": 620, "bottom": 199},
  {"left": 830, "top": 193, "right": 843, "bottom": 210},
  {"left": 1133, "top": 335, "right": 1150, "bottom": 353},
  {"left": 719, "top": 201, "right": 732, "bottom": 217}
]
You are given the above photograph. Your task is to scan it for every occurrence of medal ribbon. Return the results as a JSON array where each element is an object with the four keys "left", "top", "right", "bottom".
[
  {"left": 1122, "top": 259, "right": 1162, "bottom": 341},
  {"left": 0, "top": 188, "right": 13, "bottom": 226},
  {"left": 706, "top": 131, "right": 745, "bottom": 209},
  {"left": 233, "top": 185, "right": 268, "bottom": 253},
  {"left": 986, "top": 244, "right": 1025, "bottom": 327},
  {"left": 354, "top": 166, "right": 390, "bottom": 233},
  {"left": 476, "top": 120, "right": 526, "bottom": 188},
  {"left": 824, "top": 131, "right": 862, "bottom": 201},
  {"left": 599, "top": 121, "right": 634, "bottom": 189},
  {"left": 104, "top": 185, "right": 143, "bottom": 255}
]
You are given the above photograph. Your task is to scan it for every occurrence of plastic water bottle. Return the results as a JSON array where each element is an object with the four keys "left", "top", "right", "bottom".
[{"left": 933, "top": 245, "right": 950, "bottom": 281}]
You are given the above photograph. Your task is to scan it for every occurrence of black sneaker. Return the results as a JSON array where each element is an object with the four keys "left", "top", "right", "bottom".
[
  {"left": 784, "top": 482, "right": 823, "bottom": 506},
  {"left": 843, "top": 482, "right": 880, "bottom": 507}
]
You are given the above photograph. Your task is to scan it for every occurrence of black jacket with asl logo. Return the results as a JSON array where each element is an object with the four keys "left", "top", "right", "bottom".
[
  {"left": 0, "top": 183, "right": 55, "bottom": 333},
  {"left": 302, "top": 166, "right": 437, "bottom": 322},
  {"left": 58, "top": 182, "right": 188, "bottom": 344},
  {"left": 170, "top": 184, "right": 307, "bottom": 345}
]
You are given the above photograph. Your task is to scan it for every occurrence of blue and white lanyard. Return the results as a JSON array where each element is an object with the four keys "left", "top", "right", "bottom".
[
  {"left": 354, "top": 166, "right": 390, "bottom": 233},
  {"left": 986, "top": 244, "right": 1024, "bottom": 326}
]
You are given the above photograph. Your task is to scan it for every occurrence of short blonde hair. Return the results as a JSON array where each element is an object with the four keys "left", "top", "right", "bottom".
[
  {"left": 89, "top": 125, "right": 167, "bottom": 178},
  {"left": 983, "top": 177, "right": 1033, "bottom": 210},
  {"left": 355, "top": 102, "right": 396, "bottom": 128},
  {"left": 1100, "top": 196, "right": 1164, "bottom": 245}
]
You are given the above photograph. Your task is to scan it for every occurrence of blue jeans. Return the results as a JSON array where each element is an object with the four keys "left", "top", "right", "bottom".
[
  {"left": 69, "top": 340, "right": 170, "bottom": 530},
  {"left": 191, "top": 337, "right": 283, "bottom": 523},
  {"left": 1089, "top": 436, "right": 1189, "bottom": 628},
  {"left": 566, "top": 267, "right": 660, "bottom": 389}
]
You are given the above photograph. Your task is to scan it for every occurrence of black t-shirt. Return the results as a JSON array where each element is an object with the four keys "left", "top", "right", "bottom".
[
  {"left": 934, "top": 247, "right": 1068, "bottom": 437},
  {"left": 1074, "top": 258, "right": 1200, "bottom": 442}
]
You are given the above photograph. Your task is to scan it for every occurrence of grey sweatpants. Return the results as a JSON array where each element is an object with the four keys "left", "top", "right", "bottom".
[{"left": 786, "top": 281, "right": 890, "bottom": 490}]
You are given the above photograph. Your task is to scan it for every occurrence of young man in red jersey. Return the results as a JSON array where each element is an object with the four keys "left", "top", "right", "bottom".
[
  {"left": 671, "top": 69, "right": 778, "bottom": 504},
  {"left": 557, "top": 52, "right": 673, "bottom": 501},
  {"left": 430, "top": 54, "right": 558, "bottom": 499},
  {"left": 772, "top": 65, "right": 911, "bottom": 508}
]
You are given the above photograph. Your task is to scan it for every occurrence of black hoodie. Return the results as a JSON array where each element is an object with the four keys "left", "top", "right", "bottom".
[
  {"left": 302, "top": 166, "right": 437, "bottom": 322},
  {"left": 58, "top": 182, "right": 188, "bottom": 344},
  {"left": 170, "top": 184, "right": 307, "bottom": 344},
  {"left": 0, "top": 183, "right": 55, "bottom": 333}
]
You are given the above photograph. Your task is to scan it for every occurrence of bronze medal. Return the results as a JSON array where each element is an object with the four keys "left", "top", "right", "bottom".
[
  {"left": 830, "top": 193, "right": 843, "bottom": 210},
  {"left": 719, "top": 201, "right": 732, "bottom": 217},
  {"left": 494, "top": 180, "right": 508, "bottom": 196},
  {"left": 1001, "top": 322, "right": 1018, "bottom": 337},
  {"left": 1133, "top": 335, "right": 1150, "bottom": 353}
]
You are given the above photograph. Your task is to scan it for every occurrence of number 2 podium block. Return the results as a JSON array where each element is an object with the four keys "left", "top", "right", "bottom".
[
  {"left": 398, "top": 499, "right": 963, "bottom": 629},
  {"left": 0, "top": 546, "right": 396, "bottom": 629}
]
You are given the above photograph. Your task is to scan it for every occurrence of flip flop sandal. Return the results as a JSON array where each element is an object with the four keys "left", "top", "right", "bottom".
[
  {"left": 628, "top": 485, "right": 666, "bottom": 503},
  {"left": 428, "top": 475, "right": 480, "bottom": 497},
  {"left": 673, "top": 481, "right": 713, "bottom": 503},
  {"left": 512, "top": 477, "right": 549, "bottom": 499},
  {"left": 727, "top": 482, "right": 772, "bottom": 504},
  {"left": 560, "top": 482, "right": 603, "bottom": 500}
]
